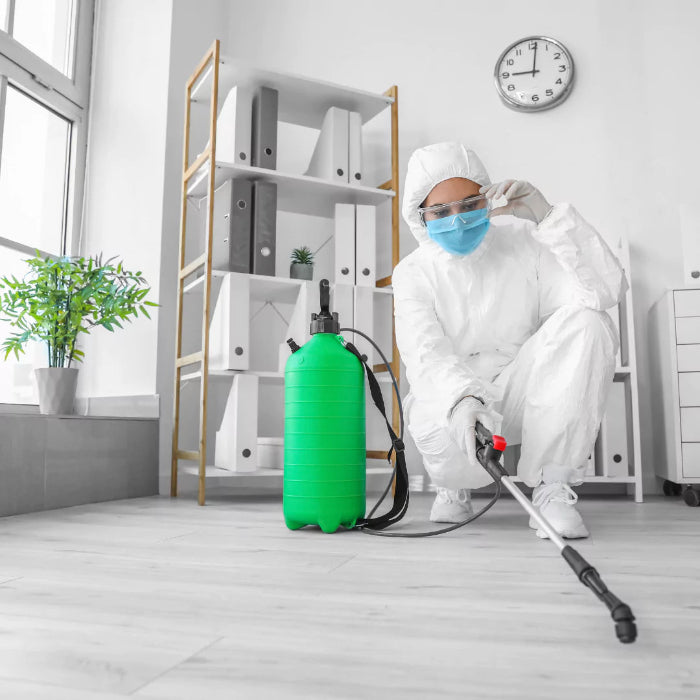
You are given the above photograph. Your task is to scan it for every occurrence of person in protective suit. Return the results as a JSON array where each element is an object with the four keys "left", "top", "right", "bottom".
[{"left": 393, "top": 142, "right": 628, "bottom": 538}]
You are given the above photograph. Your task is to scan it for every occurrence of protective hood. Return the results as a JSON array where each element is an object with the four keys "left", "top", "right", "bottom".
[{"left": 402, "top": 142, "right": 491, "bottom": 245}]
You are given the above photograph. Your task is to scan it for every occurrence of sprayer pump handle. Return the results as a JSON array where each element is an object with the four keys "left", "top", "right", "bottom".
[{"left": 320, "top": 279, "right": 331, "bottom": 316}]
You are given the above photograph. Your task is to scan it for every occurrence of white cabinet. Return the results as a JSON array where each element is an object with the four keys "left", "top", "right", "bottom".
[{"left": 649, "top": 287, "right": 700, "bottom": 503}]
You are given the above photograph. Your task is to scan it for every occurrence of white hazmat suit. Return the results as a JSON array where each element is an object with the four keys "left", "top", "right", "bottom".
[{"left": 393, "top": 143, "right": 628, "bottom": 505}]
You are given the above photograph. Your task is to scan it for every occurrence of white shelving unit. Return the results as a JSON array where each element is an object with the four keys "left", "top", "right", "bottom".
[
  {"left": 591, "top": 239, "right": 643, "bottom": 501},
  {"left": 171, "top": 41, "right": 400, "bottom": 504}
]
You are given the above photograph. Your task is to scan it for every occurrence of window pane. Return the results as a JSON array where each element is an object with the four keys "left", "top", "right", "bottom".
[
  {"left": 0, "top": 245, "right": 42, "bottom": 404},
  {"left": 0, "top": 0, "right": 9, "bottom": 32},
  {"left": 0, "top": 85, "right": 71, "bottom": 256},
  {"left": 12, "top": 0, "right": 75, "bottom": 76}
]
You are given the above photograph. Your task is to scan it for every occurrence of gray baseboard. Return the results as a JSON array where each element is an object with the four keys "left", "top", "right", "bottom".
[{"left": 0, "top": 413, "right": 159, "bottom": 517}]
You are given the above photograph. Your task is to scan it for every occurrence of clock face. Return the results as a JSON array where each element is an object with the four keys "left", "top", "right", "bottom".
[{"left": 495, "top": 36, "right": 574, "bottom": 111}]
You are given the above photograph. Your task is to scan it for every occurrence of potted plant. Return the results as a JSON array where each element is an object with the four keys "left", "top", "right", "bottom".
[
  {"left": 0, "top": 252, "right": 157, "bottom": 415},
  {"left": 290, "top": 246, "right": 314, "bottom": 280}
]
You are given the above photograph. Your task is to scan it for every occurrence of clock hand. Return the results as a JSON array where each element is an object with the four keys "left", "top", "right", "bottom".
[
  {"left": 531, "top": 43, "right": 538, "bottom": 77},
  {"left": 511, "top": 70, "right": 541, "bottom": 75}
]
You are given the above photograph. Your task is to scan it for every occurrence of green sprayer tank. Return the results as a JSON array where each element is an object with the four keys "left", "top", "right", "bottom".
[{"left": 283, "top": 279, "right": 366, "bottom": 533}]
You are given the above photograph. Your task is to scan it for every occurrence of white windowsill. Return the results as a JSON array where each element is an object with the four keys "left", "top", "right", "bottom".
[{"left": 0, "top": 394, "right": 159, "bottom": 420}]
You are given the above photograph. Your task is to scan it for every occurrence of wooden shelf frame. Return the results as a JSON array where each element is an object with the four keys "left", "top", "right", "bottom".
[
  {"left": 171, "top": 39, "right": 220, "bottom": 505},
  {"left": 170, "top": 40, "right": 401, "bottom": 503}
]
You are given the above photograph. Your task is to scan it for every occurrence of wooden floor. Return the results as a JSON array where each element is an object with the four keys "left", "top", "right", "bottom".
[{"left": 0, "top": 493, "right": 698, "bottom": 699}]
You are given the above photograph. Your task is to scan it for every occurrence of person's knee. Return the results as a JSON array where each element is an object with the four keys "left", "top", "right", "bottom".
[
  {"left": 545, "top": 305, "right": 618, "bottom": 356},
  {"left": 408, "top": 422, "right": 452, "bottom": 457}
]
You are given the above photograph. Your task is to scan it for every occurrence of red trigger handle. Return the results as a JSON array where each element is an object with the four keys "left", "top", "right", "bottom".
[{"left": 492, "top": 435, "right": 507, "bottom": 451}]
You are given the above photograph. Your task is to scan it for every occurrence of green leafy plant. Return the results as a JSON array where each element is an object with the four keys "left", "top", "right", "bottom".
[
  {"left": 290, "top": 246, "right": 314, "bottom": 265},
  {"left": 0, "top": 252, "right": 158, "bottom": 368}
]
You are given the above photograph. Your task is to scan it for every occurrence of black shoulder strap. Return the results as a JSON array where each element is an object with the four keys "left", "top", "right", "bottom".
[{"left": 344, "top": 341, "right": 409, "bottom": 530}]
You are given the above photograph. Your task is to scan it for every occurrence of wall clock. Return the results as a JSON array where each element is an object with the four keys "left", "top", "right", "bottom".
[{"left": 494, "top": 36, "right": 574, "bottom": 112}]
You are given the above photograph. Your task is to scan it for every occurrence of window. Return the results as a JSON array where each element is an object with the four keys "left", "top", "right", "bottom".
[
  {"left": 0, "top": 86, "right": 71, "bottom": 255},
  {"left": 0, "top": 0, "right": 94, "bottom": 404},
  {"left": 12, "top": 0, "right": 76, "bottom": 76}
]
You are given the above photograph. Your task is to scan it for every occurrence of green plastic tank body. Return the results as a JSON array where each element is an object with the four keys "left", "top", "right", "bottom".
[{"left": 284, "top": 333, "right": 366, "bottom": 533}]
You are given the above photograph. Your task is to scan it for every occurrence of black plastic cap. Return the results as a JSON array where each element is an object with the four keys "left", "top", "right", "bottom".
[{"left": 310, "top": 311, "right": 340, "bottom": 335}]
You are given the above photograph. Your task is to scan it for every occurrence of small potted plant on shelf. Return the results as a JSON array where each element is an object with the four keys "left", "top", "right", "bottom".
[
  {"left": 0, "top": 252, "right": 157, "bottom": 415},
  {"left": 290, "top": 246, "right": 315, "bottom": 280}
]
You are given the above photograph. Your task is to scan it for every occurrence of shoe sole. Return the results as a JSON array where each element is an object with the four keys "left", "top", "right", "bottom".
[
  {"left": 529, "top": 514, "right": 589, "bottom": 539},
  {"left": 535, "top": 526, "right": 589, "bottom": 539}
]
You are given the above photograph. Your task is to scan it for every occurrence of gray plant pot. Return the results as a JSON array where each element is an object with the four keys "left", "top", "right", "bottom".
[
  {"left": 290, "top": 263, "right": 313, "bottom": 280},
  {"left": 35, "top": 367, "right": 79, "bottom": 415}
]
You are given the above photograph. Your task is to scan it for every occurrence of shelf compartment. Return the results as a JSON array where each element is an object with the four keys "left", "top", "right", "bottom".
[
  {"left": 184, "top": 271, "right": 306, "bottom": 303},
  {"left": 190, "top": 55, "right": 393, "bottom": 128},
  {"left": 614, "top": 367, "right": 631, "bottom": 380},
  {"left": 180, "top": 369, "right": 284, "bottom": 383},
  {"left": 180, "top": 368, "right": 394, "bottom": 384},
  {"left": 185, "top": 272, "right": 392, "bottom": 297},
  {"left": 179, "top": 465, "right": 394, "bottom": 479},
  {"left": 187, "top": 162, "right": 395, "bottom": 218}
]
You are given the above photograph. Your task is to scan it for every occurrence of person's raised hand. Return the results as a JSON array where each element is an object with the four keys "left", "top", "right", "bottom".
[{"left": 480, "top": 180, "right": 552, "bottom": 224}]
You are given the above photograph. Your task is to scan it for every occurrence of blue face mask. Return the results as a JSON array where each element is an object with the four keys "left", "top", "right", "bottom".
[{"left": 425, "top": 208, "right": 491, "bottom": 255}]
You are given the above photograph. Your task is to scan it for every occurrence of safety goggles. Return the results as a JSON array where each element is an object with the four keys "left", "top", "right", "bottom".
[{"left": 418, "top": 194, "right": 490, "bottom": 225}]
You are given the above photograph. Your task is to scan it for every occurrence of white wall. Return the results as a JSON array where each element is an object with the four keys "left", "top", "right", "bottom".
[
  {"left": 219, "top": 0, "right": 700, "bottom": 493},
  {"left": 84, "top": 0, "right": 700, "bottom": 494},
  {"left": 79, "top": 0, "right": 173, "bottom": 397}
]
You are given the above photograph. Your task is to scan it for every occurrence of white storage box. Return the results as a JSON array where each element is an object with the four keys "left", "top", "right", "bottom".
[{"left": 258, "top": 437, "right": 284, "bottom": 469}]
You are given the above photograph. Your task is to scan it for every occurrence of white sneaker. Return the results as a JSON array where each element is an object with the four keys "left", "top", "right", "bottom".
[
  {"left": 430, "top": 487, "right": 473, "bottom": 523},
  {"left": 528, "top": 482, "right": 589, "bottom": 539}
]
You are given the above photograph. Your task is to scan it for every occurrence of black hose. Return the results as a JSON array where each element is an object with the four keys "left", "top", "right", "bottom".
[{"left": 340, "top": 326, "right": 502, "bottom": 538}]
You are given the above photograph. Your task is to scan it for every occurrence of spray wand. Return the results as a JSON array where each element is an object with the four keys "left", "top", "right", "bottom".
[{"left": 474, "top": 422, "right": 638, "bottom": 644}]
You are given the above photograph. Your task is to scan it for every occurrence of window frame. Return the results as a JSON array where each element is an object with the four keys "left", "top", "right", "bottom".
[{"left": 0, "top": 0, "right": 94, "bottom": 258}]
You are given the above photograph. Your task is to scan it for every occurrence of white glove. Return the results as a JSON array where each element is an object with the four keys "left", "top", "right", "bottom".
[
  {"left": 448, "top": 397, "right": 503, "bottom": 471},
  {"left": 480, "top": 180, "right": 552, "bottom": 224}
]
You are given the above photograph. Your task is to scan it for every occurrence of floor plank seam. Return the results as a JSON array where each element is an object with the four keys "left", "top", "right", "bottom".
[
  {"left": 327, "top": 554, "right": 358, "bottom": 573},
  {"left": 157, "top": 531, "right": 199, "bottom": 543},
  {"left": 127, "top": 635, "right": 226, "bottom": 697}
]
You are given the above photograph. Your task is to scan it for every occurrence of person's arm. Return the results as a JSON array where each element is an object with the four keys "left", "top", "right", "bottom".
[
  {"left": 392, "top": 262, "right": 501, "bottom": 423},
  {"left": 534, "top": 203, "right": 629, "bottom": 322}
]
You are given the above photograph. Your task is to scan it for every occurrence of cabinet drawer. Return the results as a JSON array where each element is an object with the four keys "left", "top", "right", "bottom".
[
  {"left": 682, "top": 443, "right": 700, "bottom": 478},
  {"left": 679, "top": 372, "right": 700, "bottom": 406},
  {"left": 681, "top": 407, "right": 700, "bottom": 441},
  {"left": 676, "top": 317, "right": 700, "bottom": 344},
  {"left": 677, "top": 344, "right": 700, "bottom": 372},
  {"left": 674, "top": 289, "right": 700, "bottom": 317}
]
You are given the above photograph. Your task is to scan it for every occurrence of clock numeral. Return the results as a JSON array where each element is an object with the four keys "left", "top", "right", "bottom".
[
  {"left": 555, "top": 78, "right": 563, "bottom": 84},
  {"left": 559, "top": 65, "right": 567, "bottom": 72},
  {"left": 507, "top": 84, "right": 515, "bottom": 91},
  {"left": 554, "top": 52, "right": 561, "bottom": 59},
  {"left": 546, "top": 89, "right": 554, "bottom": 97},
  {"left": 507, "top": 58, "right": 514, "bottom": 66},
  {"left": 532, "top": 94, "right": 540, "bottom": 102},
  {"left": 501, "top": 72, "right": 510, "bottom": 79},
  {"left": 516, "top": 49, "right": 522, "bottom": 56},
  {"left": 529, "top": 41, "right": 537, "bottom": 50}
]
